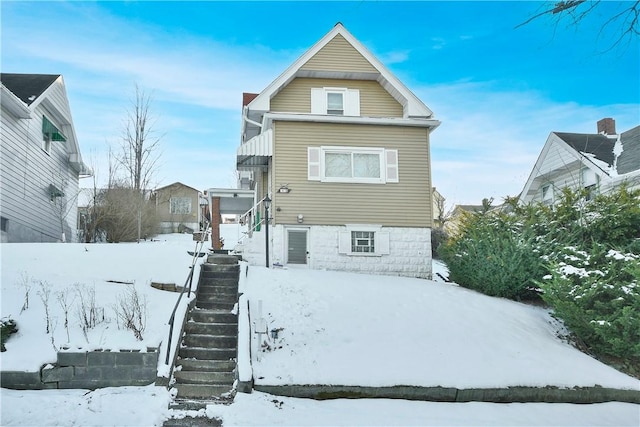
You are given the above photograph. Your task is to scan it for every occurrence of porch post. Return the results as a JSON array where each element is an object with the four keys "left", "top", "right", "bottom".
[{"left": 211, "top": 197, "right": 221, "bottom": 250}]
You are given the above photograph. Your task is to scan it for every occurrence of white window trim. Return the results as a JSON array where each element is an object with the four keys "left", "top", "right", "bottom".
[
  {"left": 42, "top": 134, "right": 52, "bottom": 154},
  {"left": 311, "top": 87, "right": 360, "bottom": 116},
  {"left": 540, "top": 183, "right": 554, "bottom": 206},
  {"left": 338, "top": 224, "right": 390, "bottom": 257},
  {"left": 322, "top": 146, "right": 385, "bottom": 184},
  {"left": 308, "top": 146, "right": 398, "bottom": 184}
]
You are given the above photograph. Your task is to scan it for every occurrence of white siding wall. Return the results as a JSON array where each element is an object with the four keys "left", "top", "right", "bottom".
[
  {"left": 524, "top": 141, "right": 584, "bottom": 203},
  {"left": 0, "top": 84, "right": 80, "bottom": 242}
]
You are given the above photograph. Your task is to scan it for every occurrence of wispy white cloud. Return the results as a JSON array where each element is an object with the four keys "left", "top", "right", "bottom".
[
  {"left": 430, "top": 37, "right": 446, "bottom": 50},
  {"left": 378, "top": 50, "right": 410, "bottom": 65},
  {"left": 2, "top": 3, "right": 296, "bottom": 111}
]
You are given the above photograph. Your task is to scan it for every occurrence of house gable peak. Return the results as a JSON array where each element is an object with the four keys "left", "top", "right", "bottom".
[
  {"left": 0, "top": 73, "right": 60, "bottom": 106},
  {"left": 246, "top": 23, "right": 433, "bottom": 119}
]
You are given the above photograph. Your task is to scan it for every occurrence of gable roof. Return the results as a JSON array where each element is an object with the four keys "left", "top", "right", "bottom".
[
  {"left": 246, "top": 23, "right": 433, "bottom": 119},
  {"left": 519, "top": 123, "right": 640, "bottom": 204},
  {"left": 0, "top": 73, "right": 59, "bottom": 106},
  {"left": 155, "top": 182, "right": 201, "bottom": 193},
  {"left": 617, "top": 125, "right": 640, "bottom": 175},
  {"left": 553, "top": 132, "right": 616, "bottom": 168}
]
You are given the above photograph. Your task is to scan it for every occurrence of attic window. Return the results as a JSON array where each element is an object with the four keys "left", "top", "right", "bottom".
[
  {"left": 42, "top": 116, "right": 67, "bottom": 143},
  {"left": 327, "top": 92, "right": 344, "bottom": 115},
  {"left": 311, "top": 88, "right": 360, "bottom": 116}
]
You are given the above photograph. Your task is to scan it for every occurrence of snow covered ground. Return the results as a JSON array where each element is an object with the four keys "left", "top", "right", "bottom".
[
  {"left": 1, "top": 233, "right": 639, "bottom": 426},
  {"left": 2, "top": 386, "right": 639, "bottom": 426},
  {"left": 242, "top": 265, "right": 638, "bottom": 390}
]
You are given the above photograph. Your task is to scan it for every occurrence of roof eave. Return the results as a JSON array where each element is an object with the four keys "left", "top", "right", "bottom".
[{"left": 1, "top": 85, "right": 31, "bottom": 118}]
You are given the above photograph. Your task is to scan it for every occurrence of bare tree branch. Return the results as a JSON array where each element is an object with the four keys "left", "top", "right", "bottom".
[{"left": 516, "top": 0, "right": 639, "bottom": 50}]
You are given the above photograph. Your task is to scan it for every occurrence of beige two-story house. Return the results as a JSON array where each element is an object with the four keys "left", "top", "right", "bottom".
[{"left": 236, "top": 24, "right": 440, "bottom": 278}]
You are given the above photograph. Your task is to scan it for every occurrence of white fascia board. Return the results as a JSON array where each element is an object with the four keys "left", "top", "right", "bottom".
[
  {"left": 519, "top": 133, "right": 560, "bottom": 204},
  {"left": 247, "top": 24, "right": 434, "bottom": 119},
  {"left": 37, "top": 76, "right": 86, "bottom": 172},
  {"left": 262, "top": 112, "right": 440, "bottom": 130},
  {"left": 1, "top": 85, "right": 31, "bottom": 118}
]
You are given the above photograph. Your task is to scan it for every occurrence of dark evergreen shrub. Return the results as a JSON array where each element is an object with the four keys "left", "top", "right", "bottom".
[{"left": 1, "top": 318, "right": 17, "bottom": 352}]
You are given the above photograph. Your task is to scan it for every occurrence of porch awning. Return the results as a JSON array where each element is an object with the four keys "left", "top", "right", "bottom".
[{"left": 237, "top": 129, "right": 272, "bottom": 169}]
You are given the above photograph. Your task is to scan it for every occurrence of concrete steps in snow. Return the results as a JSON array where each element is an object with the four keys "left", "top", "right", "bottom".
[{"left": 171, "top": 255, "right": 241, "bottom": 402}]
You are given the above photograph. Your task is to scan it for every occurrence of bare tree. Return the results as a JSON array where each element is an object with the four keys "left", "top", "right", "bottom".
[
  {"left": 517, "top": 1, "right": 640, "bottom": 49},
  {"left": 49, "top": 171, "right": 80, "bottom": 243},
  {"left": 114, "top": 84, "right": 162, "bottom": 241},
  {"left": 117, "top": 84, "right": 162, "bottom": 191}
]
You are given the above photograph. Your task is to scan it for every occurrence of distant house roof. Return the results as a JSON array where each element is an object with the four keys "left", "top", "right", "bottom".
[
  {"left": 243, "top": 93, "right": 259, "bottom": 107},
  {"left": 617, "top": 125, "right": 640, "bottom": 175},
  {"left": 553, "top": 132, "right": 616, "bottom": 169},
  {"left": 155, "top": 182, "right": 200, "bottom": 193},
  {"left": 553, "top": 125, "right": 640, "bottom": 176},
  {"left": 0, "top": 73, "right": 59, "bottom": 106}
]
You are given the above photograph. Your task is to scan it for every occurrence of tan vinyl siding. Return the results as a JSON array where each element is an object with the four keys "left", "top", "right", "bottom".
[
  {"left": 272, "top": 121, "right": 432, "bottom": 228},
  {"left": 271, "top": 78, "right": 403, "bottom": 118},
  {"left": 301, "top": 34, "right": 377, "bottom": 73},
  {"left": 155, "top": 184, "right": 199, "bottom": 223}
]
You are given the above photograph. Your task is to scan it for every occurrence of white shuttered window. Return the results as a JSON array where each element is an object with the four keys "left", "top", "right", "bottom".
[
  {"left": 307, "top": 147, "right": 398, "bottom": 184},
  {"left": 311, "top": 87, "right": 360, "bottom": 116}
]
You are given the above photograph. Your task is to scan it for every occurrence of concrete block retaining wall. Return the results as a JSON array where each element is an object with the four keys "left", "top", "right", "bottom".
[{"left": 1, "top": 348, "right": 158, "bottom": 390}]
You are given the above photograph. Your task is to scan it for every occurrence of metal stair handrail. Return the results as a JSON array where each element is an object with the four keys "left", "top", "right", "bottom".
[
  {"left": 237, "top": 196, "right": 269, "bottom": 245},
  {"left": 164, "top": 221, "right": 210, "bottom": 366}
]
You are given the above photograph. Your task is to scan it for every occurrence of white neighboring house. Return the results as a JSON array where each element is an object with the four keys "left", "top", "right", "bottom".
[
  {"left": 520, "top": 118, "right": 640, "bottom": 206},
  {"left": 1, "top": 73, "right": 91, "bottom": 242}
]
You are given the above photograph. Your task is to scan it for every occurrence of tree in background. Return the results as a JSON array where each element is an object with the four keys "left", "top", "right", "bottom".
[
  {"left": 109, "top": 85, "right": 162, "bottom": 241},
  {"left": 49, "top": 170, "right": 80, "bottom": 243},
  {"left": 116, "top": 84, "right": 161, "bottom": 192},
  {"left": 518, "top": 1, "right": 639, "bottom": 49}
]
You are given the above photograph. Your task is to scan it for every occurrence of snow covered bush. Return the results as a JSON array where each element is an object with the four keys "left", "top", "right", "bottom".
[
  {"left": 113, "top": 285, "right": 147, "bottom": 341},
  {"left": 1, "top": 317, "right": 18, "bottom": 352},
  {"left": 440, "top": 186, "right": 640, "bottom": 368},
  {"left": 438, "top": 201, "right": 545, "bottom": 300},
  {"left": 539, "top": 246, "right": 640, "bottom": 362}
]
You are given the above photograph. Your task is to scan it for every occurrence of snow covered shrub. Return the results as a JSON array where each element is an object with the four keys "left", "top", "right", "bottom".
[
  {"left": 113, "top": 285, "right": 147, "bottom": 341},
  {"left": 439, "top": 206, "right": 545, "bottom": 300},
  {"left": 539, "top": 246, "right": 640, "bottom": 361},
  {"left": 1, "top": 317, "right": 18, "bottom": 352},
  {"left": 548, "top": 185, "right": 640, "bottom": 249},
  {"left": 74, "top": 284, "right": 106, "bottom": 340}
]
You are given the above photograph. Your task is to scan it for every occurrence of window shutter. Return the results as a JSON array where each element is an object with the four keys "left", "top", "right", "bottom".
[
  {"left": 385, "top": 149, "right": 399, "bottom": 183},
  {"left": 345, "top": 89, "right": 360, "bottom": 116},
  {"left": 310, "top": 88, "right": 325, "bottom": 114},
  {"left": 376, "top": 231, "right": 390, "bottom": 255},
  {"left": 308, "top": 147, "right": 321, "bottom": 181},
  {"left": 338, "top": 231, "right": 351, "bottom": 254}
]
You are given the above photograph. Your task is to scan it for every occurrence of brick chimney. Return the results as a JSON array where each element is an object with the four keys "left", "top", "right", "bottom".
[{"left": 597, "top": 118, "right": 616, "bottom": 135}]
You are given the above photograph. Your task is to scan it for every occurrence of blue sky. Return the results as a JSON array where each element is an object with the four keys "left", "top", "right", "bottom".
[{"left": 2, "top": 1, "right": 638, "bottom": 206}]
